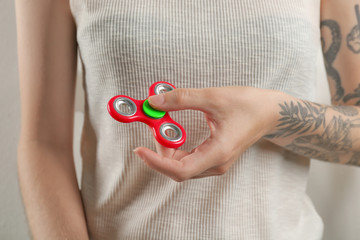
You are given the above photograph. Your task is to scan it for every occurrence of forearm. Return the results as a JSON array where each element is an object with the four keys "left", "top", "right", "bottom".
[
  {"left": 264, "top": 93, "right": 360, "bottom": 166},
  {"left": 18, "top": 140, "right": 89, "bottom": 239}
]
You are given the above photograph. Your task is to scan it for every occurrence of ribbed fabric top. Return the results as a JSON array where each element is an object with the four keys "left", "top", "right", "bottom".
[{"left": 70, "top": 1, "right": 324, "bottom": 239}]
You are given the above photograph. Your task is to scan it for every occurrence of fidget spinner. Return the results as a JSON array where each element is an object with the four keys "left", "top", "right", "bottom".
[{"left": 107, "top": 81, "right": 186, "bottom": 148}]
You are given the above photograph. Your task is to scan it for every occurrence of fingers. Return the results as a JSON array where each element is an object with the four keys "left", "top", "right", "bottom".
[
  {"left": 190, "top": 155, "right": 237, "bottom": 179},
  {"left": 134, "top": 136, "right": 233, "bottom": 182},
  {"left": 148, "top": 125, "right": 188, "bottom": 159},
  {"left": 179, "top": 137, "right": 231, "bottom": 176},
  {"left": 148, "top": 125, "right": 175, "bottom": 158},
  {"left": 133, "top": 147, "right": 187, "bottom": 181},
  {"left": 154, "top": 140, "right": 175, "bottom": 158},
  {"left": 147, "top": 88, "right": 214, "bottom": 113}
]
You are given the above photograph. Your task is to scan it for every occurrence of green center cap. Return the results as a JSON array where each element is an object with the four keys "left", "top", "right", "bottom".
[{"left": 142, "top": 99, "right": 166, "bottom": 119}]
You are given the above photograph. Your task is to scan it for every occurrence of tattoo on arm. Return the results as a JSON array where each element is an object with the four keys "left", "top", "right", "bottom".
[
  {"left": 286, "top": 116, "right": 356, "bottom": 163},
  {"left": 321, "top": 20, "right": 344, "bottom": 101},
  {"left": 321, "top": 6, "right": 360, "bottom": 106},
  {"left": 342, "top": 5, "right": 360, "bottom": 106},
  {"left": 265, "top": 101, "right": 360, "bottom": 165},
  {"left": 329, "top": 105, "right": 359, "bottom": 116},
  {"left": 347, "top": 4, "right": 360, "bottom": 54},
  {"left": 343, "top": 84, "right": 360, "bottom": 106},
  {"left": 349, "top": 152, "right": 360, "bottom": 165},
  {"left": 264, "top": 101, "right": 326, "bottom": 138},
  {"left": 299, "top": 5, "right": 360, "bottom": 164}
]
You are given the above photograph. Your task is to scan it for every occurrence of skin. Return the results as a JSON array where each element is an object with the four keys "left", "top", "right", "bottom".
[
  {"left": 134, "top": 0, "right": 360, "bottom": 181},
  {"left": 15, "top": 0, "right": 89, "bottom": 239},
  {"left": 15, "top": 0, "right": 359, "bottom": 238}
]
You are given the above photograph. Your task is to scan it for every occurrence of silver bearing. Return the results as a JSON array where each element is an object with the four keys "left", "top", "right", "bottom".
[
  {"left": 154, "top": 83, "right": 174, "bottom": 95},
  {"left": 160, "top": 123, "right": 183, "bottom": 142},
  {"left": 113, "top": 97, "right": 137, "bottom": 116}
]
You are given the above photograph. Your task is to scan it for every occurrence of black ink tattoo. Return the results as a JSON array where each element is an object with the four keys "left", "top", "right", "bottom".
[
  {"left": 321, "top": 20, "right": 344, "bottom": 101},
  {"left": 332, "top": 105, "right": 359, "bottom": 116},
  {"left": 266, "top": 100, "right": 360, "bottom": 164},
  {"left": 285, "top": 116, "right": 352, "bottom": 162},
  {"left": 347, "top": 5, "right": 360, "bottom": 54},
  {"left": 348, "top": 152, "right": 360, "bottom": 165},
  {"left": 321, "top": 9, "right": 360, "bottom": 107},
  {"left": 343, "top": 84, "right": 360, "bottom": 106},
  {"left": 286, "top": 116, "right": 360, "bottom": 165},
  {"left": 265, "top": 101, "right": 326, "bottom": 138}
]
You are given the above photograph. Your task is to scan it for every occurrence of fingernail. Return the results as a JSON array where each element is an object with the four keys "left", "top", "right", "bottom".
[
  {"left": 148, "top": 94, "right": 165, "bottom": 106},
  {"left": 133, "top": 148, "right": 144, "bottom": 160},
  {"left": 133, "top": 148, "right": 140, "bottom": 155}
]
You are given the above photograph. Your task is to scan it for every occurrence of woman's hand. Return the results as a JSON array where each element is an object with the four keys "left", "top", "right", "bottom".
[{"left": 134, "top": 86, "right": 284, "bottom": 181}]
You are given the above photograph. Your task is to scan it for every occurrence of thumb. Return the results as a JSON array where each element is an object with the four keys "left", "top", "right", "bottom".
[{"left": 148, "top": 88, "right": 210, "bottom": 112}]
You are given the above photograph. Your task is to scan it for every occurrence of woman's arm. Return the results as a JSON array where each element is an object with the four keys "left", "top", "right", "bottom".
[
  {"left": 15, "top": 0, "right": 89, "bottom": 239},
  {"left": 133, "top": 85, "right": 360, "bottom": 182},
  {"left": 131, "top": 1, "right": 360, "bottom": 181},
  {"left": 264, "top": 98, "right": 360, "bottom": 165},
  {"left": 320, "top": 0, "right": 360, "bottom": 105},
  {"left": 132, "top": 1, "right": 360, "bottom": 181},
  {"left": 264, "top": 0, "right": 360, "bottom": 165}
]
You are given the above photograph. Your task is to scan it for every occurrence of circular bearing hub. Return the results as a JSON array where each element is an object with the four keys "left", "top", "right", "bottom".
[{"left": 142, "top": 99, "right": 166, "bottom": 119}]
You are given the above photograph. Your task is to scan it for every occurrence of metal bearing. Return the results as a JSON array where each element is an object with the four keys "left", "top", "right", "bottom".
[
  {"left": 154, "top": 83, "right": 174, "bottom": 95},
  {"left": 159, "top": 123, "right": 182, "bottom": 142},
  {"left": 113, "top": 97, "right": 137, "bottom": 116}
]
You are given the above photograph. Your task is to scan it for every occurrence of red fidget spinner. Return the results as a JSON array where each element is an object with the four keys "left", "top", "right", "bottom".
[{"left": 107, "top": 81, "right": 186, "bottom": 148}]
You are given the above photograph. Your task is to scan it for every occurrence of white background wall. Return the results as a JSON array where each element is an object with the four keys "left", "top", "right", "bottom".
[{"left": 1, "top": 1, "right": 359, "bottom": 239}]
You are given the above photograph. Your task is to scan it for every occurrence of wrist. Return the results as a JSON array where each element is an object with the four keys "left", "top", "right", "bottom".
[{"left": 259, "top": 89, "right": 289, "bottom": 138}]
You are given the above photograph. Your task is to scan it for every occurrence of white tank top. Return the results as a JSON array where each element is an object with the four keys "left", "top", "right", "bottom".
[{"left": 70, "top": 0, "right": 324, "bottom": 239}]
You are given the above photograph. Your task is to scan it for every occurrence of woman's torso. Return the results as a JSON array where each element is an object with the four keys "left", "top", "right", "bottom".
[{"left": 70, "top": 0, "right": 323, "bottom": 239}]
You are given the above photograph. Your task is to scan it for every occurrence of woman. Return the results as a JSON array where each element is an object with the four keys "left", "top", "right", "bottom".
[{"left": 15, "top": 0, "right": 360, "bottom": 239}]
